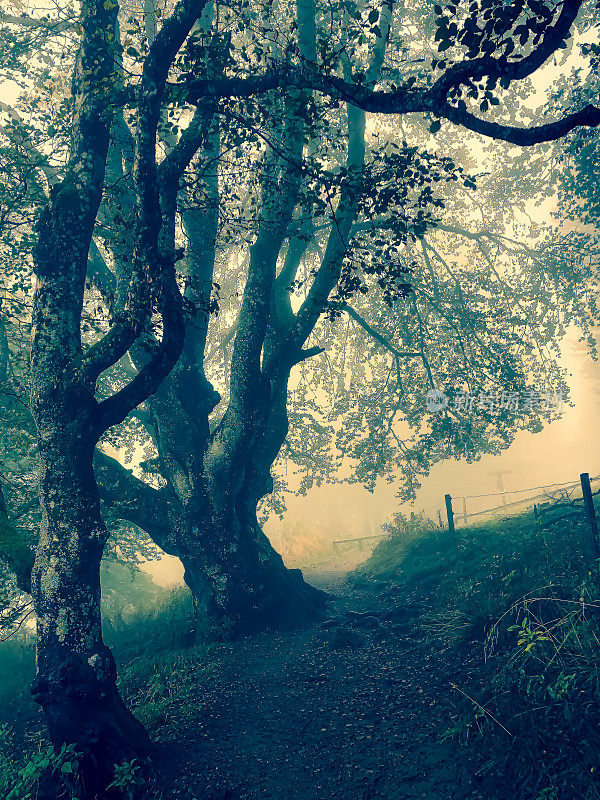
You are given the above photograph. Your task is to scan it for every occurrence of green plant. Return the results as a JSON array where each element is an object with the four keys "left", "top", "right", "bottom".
[
  {"left": 119, "top": 644, "right": 215, "bottom": 735},
  {"left": 6, "top": 741, "right": 83, "bottom": 800},
  {"left": 107, "top": 759, "right": 146, "bottom": 800},
  {"left": 507, "top": 617, "right": 550, "bottom": 652},
  {"left": 535, "top": 788, "right": 558, "bottom": 800},
  {"left": 358, "top": 499, "right": 600, "bottom": 798},
  {"left": 457, "top": 587, "right": 600, "bottom": 799},
  {"left": 0, "top": 723, "right": 20, "bottom": 798}
]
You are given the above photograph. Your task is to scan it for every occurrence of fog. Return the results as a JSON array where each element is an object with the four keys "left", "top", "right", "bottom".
[
  {"left": 143, "top": 326, "right": 599, "bottom": 589},
  {"left": 267, "top": 327, "right": 600, "bottom": 554}
]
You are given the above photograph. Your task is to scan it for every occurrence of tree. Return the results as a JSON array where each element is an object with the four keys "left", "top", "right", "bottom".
[
  {"left": 2, "top": 0, "right": 203, "bottom": 793},
  {"left": 92, "top": 0, "right": 600, "bottom": 634},
  {"left": 1, "top": 0, "right": 600, "bottom": 795}
]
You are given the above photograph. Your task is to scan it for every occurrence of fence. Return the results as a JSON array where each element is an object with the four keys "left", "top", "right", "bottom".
[
  {"left": 332, "top": 471, "right": 600, "bottom": 555},
  {"left": 441, "top": 471, "right": 600, "bottom": 556},
  {"left": 441, "top": 473, "right": 600, "bottom": 527}
]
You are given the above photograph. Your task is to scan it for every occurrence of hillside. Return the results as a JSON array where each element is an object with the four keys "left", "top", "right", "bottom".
[
  {"left": 3, "top": 507, "right": 600, "bottom": 800},
  {"left": 350, "top": 506, "right": 600, "bottom": 800}
]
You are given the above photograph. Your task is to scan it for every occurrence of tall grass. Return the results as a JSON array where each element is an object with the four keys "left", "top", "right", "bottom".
[{"left": 354, "top": 507, "right": 600, "bottom": 799}]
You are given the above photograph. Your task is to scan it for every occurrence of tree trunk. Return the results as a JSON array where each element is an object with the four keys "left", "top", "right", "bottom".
[
  {"left": 177, "top": 500, "right": 327, "bottom": 637},
  {"left": 26, "top": 0, "right": 157, "bottom": 780},
  {"left": 96, "top": 442, "right": 327, "bottom": 638},
  {"left": 31, "top": 394, "right": 153, "bottom": 797},
  {"left": 26, "top": 0, "right": 197, "bottom": 790}
]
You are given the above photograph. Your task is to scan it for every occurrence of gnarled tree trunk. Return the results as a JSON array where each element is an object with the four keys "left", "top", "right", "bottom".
[
  {"left": 95, "top": 0, "right": 385, "bottom": 638},
  {"left": 27, "top": 0, "right": 203, "bottom": 793},
  {"left": 30, "top": 403, "right": 153, "bottom": 794}
]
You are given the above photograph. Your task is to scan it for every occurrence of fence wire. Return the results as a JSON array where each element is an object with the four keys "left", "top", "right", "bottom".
[{"left": 422, "top": 473, "right": 600, "bottom": 528}]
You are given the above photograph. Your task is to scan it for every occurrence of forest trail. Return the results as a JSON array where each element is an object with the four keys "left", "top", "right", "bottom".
[{"left": 156, "top": 563, "right": 484, "bottom": 800}]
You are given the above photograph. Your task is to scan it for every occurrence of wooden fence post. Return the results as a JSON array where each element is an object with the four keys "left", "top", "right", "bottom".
[
  {"left": 445, "top": 494, "right": 455, "bottom": 536},
  {"left": 580, "top": 473, "right": 600, "bottom": 557},
  {"left": 437, "top": 509, "right": 443, "bottom": 530},
  {"left": 462, "top": 497, "right": 467, "bottom": 525}
]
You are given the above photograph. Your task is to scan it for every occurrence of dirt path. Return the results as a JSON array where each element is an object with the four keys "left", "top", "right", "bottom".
[{"left": 156, "top": 568, "right": 485, "bottom": 800}]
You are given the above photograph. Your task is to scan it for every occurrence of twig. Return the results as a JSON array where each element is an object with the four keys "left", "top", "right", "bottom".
[
  {"left": 450, "top": 682, "right": 513, "bottom": 737},
  {"left": 0, "top": 605, "right": 34, "bottom": 643}
]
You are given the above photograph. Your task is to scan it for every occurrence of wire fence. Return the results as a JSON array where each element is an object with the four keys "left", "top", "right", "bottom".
[
  {"left": 420, "top": 473, "right": 600, "bottom": 530},
  {"left": 332, "top": 471, "right": 600, "bottom": 552}
]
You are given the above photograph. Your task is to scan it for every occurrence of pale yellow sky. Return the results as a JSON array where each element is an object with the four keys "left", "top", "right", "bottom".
[{"left": 262, "top": 326, "right": 600, "bottom": 553}]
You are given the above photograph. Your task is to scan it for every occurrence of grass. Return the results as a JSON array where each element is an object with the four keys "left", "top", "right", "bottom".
[
  {"left": 351, "top": 507, "right": 598, "bottom": 638},
  {"left": 104, "top": 585, "right": 217, "bottom": 736},
  {"left": 353, "top": 505, "right": 600, "bottom": 800},
  {"left": 119, "top": 644, "right": 215, "bottom": 735},
  {"left": 0, "top": 579, "right": 216, "bottom": 798}
]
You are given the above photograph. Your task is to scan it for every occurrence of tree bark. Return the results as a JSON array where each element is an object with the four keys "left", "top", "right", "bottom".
[
  {"left": 31, "top": 407, "right": 153, "bottom": 796},
  {"left": 96, "top": 432, "right": 327, "bottom": 637},
  {"left": 94, "top": 0, "right": 380, "bottom": 638},
  {"left": 26, "top": 0, "right": 200, "bottom": 793}
]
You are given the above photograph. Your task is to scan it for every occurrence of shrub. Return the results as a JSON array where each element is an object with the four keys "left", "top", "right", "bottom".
[{"left": 1, "top": 736, "right": 83, "bottom": 800}]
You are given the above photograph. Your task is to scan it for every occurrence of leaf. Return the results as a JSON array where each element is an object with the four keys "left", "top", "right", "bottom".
[
  {"left": 60, "top": 762, "right": 74, "bottom": 774},
  {"left": 368, "top": 9, "right": 379, "bottom": 23},
  {"left": 430, "top": 119, "right": 441, "bottom": 134}
]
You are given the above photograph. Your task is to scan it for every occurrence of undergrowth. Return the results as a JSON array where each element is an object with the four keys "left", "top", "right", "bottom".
[
  {"left": 463, "top": 585, "right": 600, "bottom": 800},
  {"left": 354, "top": 506, "right": 600, "bottom": 799},
  {"left": 0, "top": 583, "right": 214, "bottom": 798}
]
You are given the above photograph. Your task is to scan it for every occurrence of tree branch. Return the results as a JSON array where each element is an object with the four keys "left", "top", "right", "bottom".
[
  {"left": 94, "top": 449, "right": 173, "bottom": 548},
  {"left": 331, "top": 302, "right": 422, "bottom": 360},
  {"left": 0, "top": 11, "right": 74, "bottom": 32},
  {"left": 176, "top": 68, "right": 600, "bottom": 145},
  {"left": 96, "top": 275, "right": 185, "bottom": 430},
  {"left": 292, "top": 345, "right": 325, "bottom": 364},
  {"left": 436, "top": 100, "right": 600, "bottom": 145},
  {"left": 165, "top": 0, "right": 599, "bottom": 147},
  {"left": 430, "top": 0, "right": 584, "bottom": 99},
  {"left": 78, "top": 0, "right": 212, "bottom": 427}
]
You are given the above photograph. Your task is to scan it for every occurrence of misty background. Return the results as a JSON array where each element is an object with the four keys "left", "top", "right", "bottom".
[{"left": 144, "top": 326, "right": 599, "bottom": 587}]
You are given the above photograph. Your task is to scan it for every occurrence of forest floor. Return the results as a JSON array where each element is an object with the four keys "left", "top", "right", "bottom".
[{"left": 154, "top": 560, "right": 485, "bottom": 800}]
